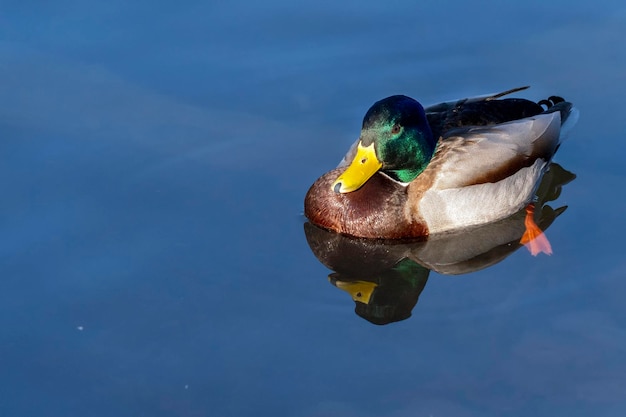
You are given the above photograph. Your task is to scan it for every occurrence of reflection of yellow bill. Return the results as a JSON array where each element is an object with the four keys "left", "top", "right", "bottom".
[
  {"left": 332, "top": 142, "right": 382, "bottom": 193},
  {"left": 333, "top": 279, "right": 377, "bottom": 304}
]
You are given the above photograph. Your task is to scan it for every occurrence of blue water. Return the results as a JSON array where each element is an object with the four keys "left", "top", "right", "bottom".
[{"left": 2, "top": 1, "right": 626, "bottom": 416}]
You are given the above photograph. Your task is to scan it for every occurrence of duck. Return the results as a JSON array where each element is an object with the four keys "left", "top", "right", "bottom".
[{"left": 304, "top": 86, "right": 577, "bottom": 255}]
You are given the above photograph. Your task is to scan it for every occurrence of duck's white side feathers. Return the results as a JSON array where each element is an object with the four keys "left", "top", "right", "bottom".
[{"left": 419, "top": 158, "right": 547, "bottom": 234}]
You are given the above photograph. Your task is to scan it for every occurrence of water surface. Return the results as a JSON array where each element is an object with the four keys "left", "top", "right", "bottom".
[{"left": 2, "top": 1, "right": 626, "bottom": 416}]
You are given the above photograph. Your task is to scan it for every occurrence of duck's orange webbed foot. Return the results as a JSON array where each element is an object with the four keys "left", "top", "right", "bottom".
[{"left": 520, "top": 203, "right": 552, "bottom": 256}]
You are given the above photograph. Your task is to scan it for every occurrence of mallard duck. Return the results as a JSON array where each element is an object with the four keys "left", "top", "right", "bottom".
[{"left": 304, "top": 86, "right": 577, "bottom": 255}]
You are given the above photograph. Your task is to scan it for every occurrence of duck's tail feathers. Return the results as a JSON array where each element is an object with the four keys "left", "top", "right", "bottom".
[
  {"left": 540, "top": 99, "right": 579, "bottom": 141},
  {"left": 559, "top": 106, "right": 579, "bottom": 139}
]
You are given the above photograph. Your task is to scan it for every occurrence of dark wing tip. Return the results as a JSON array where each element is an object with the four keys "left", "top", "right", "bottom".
[{"left": 485, "top": 86, "right": 530, "bottom": 101}]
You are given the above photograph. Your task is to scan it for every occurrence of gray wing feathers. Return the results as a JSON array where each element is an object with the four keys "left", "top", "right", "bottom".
[{"left": 430, "top": 112, "right": 561, "bottom": 190}]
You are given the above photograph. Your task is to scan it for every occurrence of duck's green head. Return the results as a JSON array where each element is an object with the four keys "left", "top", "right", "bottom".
[{"left": 332, "top": 95, "right": 436, "bottom": 193}]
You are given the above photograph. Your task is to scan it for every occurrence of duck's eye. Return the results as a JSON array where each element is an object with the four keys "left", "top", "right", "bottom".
[{"left": 391, "top": 124, "right": 401, "bottom": 134}]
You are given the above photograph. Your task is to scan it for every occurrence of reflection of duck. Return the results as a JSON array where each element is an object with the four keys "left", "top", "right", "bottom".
[
  {"left": 305, "top": 87, "right": 578, "bottom": 255},
  {"left": 305, "top": 222, "right": 430, "bottom": 325},
  {"left": 304, "top": 163, "right": 575, "bottom": 324}
]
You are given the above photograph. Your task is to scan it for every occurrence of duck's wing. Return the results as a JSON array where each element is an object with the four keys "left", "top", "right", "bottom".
[
  {"left": 427, "top": 111, "right": 562, "bottom": 190},
  {"left": 426, "top": 87, "right": 546, "bottom": 141},
  {"left": 425, "top": 86, "right": 531, "bottom": 113}
]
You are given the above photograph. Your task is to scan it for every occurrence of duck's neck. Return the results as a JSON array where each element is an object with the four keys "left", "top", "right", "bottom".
[
  {"left": 381, "top": 130, "right": 436, "bottom": 183},
  {"left": 385, "top": 167, "right": 424, "bottom": 183}
]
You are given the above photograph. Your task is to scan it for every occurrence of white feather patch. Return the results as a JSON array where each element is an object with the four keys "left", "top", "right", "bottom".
[{"left": 419, "top": 159, "right": 547, "bottom": 234}]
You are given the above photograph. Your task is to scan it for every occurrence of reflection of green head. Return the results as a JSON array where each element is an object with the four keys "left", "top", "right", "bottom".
[{"left": 332, "top": 258, "right": 430, "bottom": 325}]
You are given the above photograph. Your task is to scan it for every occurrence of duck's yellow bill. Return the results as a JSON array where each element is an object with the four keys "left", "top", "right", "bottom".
[{"left": 332, "top": 142, "right": 382, "bottom": 193}]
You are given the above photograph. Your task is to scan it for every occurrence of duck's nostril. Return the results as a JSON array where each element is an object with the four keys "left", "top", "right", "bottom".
[{"left": 333, "top": 183, "right": 342, "bottom": 193}]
